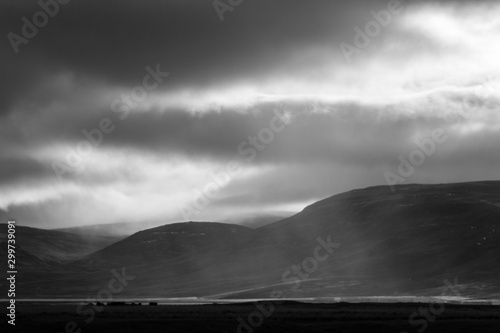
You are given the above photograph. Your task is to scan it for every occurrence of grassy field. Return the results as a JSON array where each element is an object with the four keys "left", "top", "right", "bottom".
[{"left": 2, "top": 301, "right": 500, "bottom": 333}]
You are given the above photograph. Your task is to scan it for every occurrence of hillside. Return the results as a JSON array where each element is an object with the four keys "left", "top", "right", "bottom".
[
  {"left": 81, "top": 222, "right": 256, "bottom": 266},
  {"left": 12, "top": 181, "right": 500, "bottom": 299},
  {"left": 248, "top": 181, "right": 500, "bottom": 298},
  {"left": 4, "top": 225, "right": 123, "bottom": 263}
]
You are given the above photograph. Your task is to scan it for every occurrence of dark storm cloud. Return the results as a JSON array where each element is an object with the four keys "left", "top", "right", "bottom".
[
  {"left": 2, "top": 93, "right": 500, "bottom": 192},
  {"left": 0, "top": 99, "right": 440, "bottom": 165},
  {"left": 0, "top": 0, "right": 392, "bottom": 114},
  {"left": 0, "top": 156, "right": 54, "bottom": 184},
  {"left": 0, "top": 0, "right": 489, "bottom": 114},
  {"left": 1, "top": 0, "right": 499, "bottom": 227}
]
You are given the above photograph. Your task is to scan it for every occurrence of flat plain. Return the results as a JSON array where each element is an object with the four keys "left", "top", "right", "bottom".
[{"left": 3, "top": 301, "right": 500, "bottom": 333}]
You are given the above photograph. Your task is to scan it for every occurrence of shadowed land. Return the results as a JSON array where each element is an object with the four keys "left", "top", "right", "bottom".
[{"left": 3, "top": 301, "right": 500, "bottom": 333}]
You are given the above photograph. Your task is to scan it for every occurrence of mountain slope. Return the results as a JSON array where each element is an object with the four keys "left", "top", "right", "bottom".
[
  {"left": 81, "top": 222, "right": 256, "bottom": 266},
  {"left": 248, "top": 181, "right": 500, "bottom": 297},
  {"left": 9, "top": 226, "right": 123, "bottom": 263},
  {"left": 221, "top": 212, "right": 296, "bottom": 229}
]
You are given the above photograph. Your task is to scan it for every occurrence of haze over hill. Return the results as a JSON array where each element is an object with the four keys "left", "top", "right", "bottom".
[
  {"left": 55, "top": 212, "right": 294, "bottom": 238},
  {"left": 2, "top": 226, "right": 122, "bottom": 263},
  {"left": 220, "top": 211, "right": 296, "bottom": 229},
  {"left": 56, "top": 220, "right": 166, "bottom": 238}
]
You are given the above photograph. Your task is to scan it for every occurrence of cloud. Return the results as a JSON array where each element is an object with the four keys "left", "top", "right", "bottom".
[{"left": 0, "top": 0, "right": 499, "bottom": 228}]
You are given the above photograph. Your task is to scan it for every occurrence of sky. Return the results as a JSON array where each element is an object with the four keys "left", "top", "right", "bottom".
[{"left": 0, "top": 0, "right": 499, "bottom": 229}]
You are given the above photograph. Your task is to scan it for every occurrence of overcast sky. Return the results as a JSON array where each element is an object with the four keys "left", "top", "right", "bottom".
[{"left": 0, "top": 0, "right": 499, "bottom": 229}]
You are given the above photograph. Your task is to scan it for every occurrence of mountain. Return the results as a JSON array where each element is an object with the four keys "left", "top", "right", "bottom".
[
  {"left": 0, "top": 225, "right": 125, "bottom": 297},
  {"left": 248, "top": 180, "right": 500, "bottom": 298},
  {"left": 81, "top": 222, "right": 256, "bottom": 267},
  {"left": 18, "top": 222, "right": 261, "bottom": 298},
  {"left": 12, "top": 181, "right": 500, "bottom": 299},
  {"left": 221, "top": 211, "right": 296, "bottom": 229},
  {"left": 55, "top": 212, "right": 293, "bottom": 239},
  {"left": 2, "top": 225, "right": 123, "bottom": 263},
  {"left": 55, "top": 219, "right": 168, "bottom": 237},
  {"left": 0, "top": 237, "right": 48, "bottom": 269}
]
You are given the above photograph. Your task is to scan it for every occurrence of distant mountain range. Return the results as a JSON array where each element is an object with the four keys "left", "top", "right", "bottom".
[
  {"left": 54, "top": 212, "right": 293, "bottom": 238},
  {"left": 2, "top": 181, "right": 499, "bottom": 300}
]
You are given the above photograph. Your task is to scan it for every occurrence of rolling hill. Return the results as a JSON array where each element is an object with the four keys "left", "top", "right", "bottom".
[
  {"left": 10, "top": 181, "right": 500, "bottom": 299},
  {"left": 1, "top": 225, "right": 123, "bottom": 263}
]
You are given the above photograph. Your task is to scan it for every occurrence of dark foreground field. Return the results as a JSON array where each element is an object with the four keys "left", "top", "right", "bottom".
[{"left": 3, "top": 301, "right": 500, "bottom": 333}]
